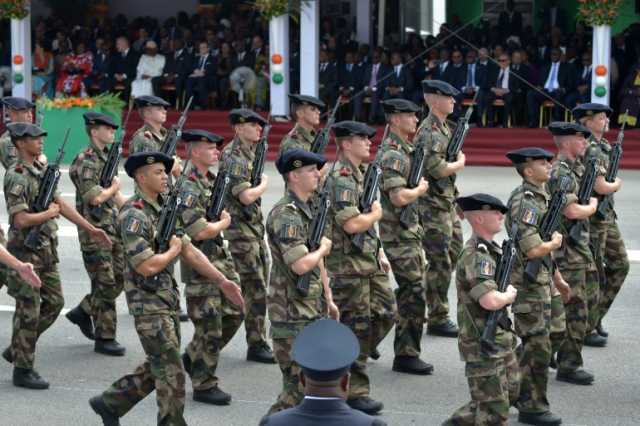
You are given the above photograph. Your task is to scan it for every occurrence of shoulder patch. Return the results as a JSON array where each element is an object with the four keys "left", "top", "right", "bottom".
[
  {"left": 132, "top": 199, "right": 144, "bottom": 209},
  {"left": 336, "top": 187, "right": 354, "bottom": 203},
  {"left": 383, "top": 156, "right": 404, "bottom": 172},
  {"left": 82, "top": 167, "right": 95, "bottom": 180},
  {"left": 180, "top": 192, "right": 197, "bottom": 208},
  {"left": 522, "top": 207, "right": 539, "bottom": 225},
  {"left": 9, "top": 183, "right": 24, "bottom": 196},
  {"left": 280, "top": 222, "right": 300, "bottom": 240},
  {"left": 125, "top": 217, "right": 143, "bottom": 234},
  {"left": 478, "top": 258, "right": 495, "bottom": 278}
]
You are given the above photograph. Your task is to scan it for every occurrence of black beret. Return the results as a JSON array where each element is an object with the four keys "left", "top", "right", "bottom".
[
  {"left": 456, "top": 193, "right": 508, "bottom": 214},
  {"left": 422, "top": 79, "right": 460, "bottom": 96},
  {"left": 381, "top": 98, "right": 421, "bottom": 114},
  {"left": 572, "top": 103, "right": 613, "bottom": 121},
  {"left": 292, "top": 319, "right": 360, "bottom": 382},
  {"left": 83, "top": 111, "right": 119, "bottom": 129},
  {"left": 6, "top": 122, "right": 47, "bottom": 139},
  {"left": 124, "top": 151, "right": 174, "bottom": 178},
  {"left": 229, "top": 108, "right": 267, "bottom": 126},
  {"left": 181, "top": 129, "right": 224, "bottom": 146},
  {"left": 506, "top": 147, "right": 554, "bottom": 164},
  {"left": 134, "top": 95, "right": 171, "bottom": 108},
  {"left": 275, "top": 148, "right": 326, "bottom": 175},
  {"left": 289, "top": 93, "right": 325, "bottom": 110},
  {"left": 548, "top": 121, "right": 591, "bottom": 139},
  {"left": 332, "top": 120, "right": 376, "bottom": 138},
  {"left": 1, "top": 96, "right": 34, "bottom": 110}
]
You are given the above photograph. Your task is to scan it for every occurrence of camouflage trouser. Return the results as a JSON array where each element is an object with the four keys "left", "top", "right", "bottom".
[
  {"left": 421, "top": 204, "right": 463, "bottom": 325},
  {"left": 445, "top": 352, "right": 520, "bottom": 426},
  {"left": 382, "top": 241, "right": 428, "bottom": 357},
  {"left": 78, "top": 239, "right": 124, "bottom": 340},
  {"left": 185, "top": 293, "right": 243, "bottom": 391},
  {"left": 549, "top": 288, "right": 566, "bottom": 359},
  {"left": 268, "top": 334, "right": 303, "bottom": 415},
  {"left": 102, "top": 313, "right": 186, "bottom": 426},
  {"left": 7, "top": 264, "right": 64, "bottom": 369},
  {"left": 370, "top": 270, "right": 397, "bottom": 350},
  {"left": 590, "top": 220, "right": 629, "bottom": 329},
  {"left": 555, "top": 263, "right": 597, "bottom": 371},
  {"left": 0, "top": 228, "right": 6, "bottom": 291},
  {"left": 512, "top": 283, "right": 552, "bottom": 414},
  {"left": 229, "top": 238, "right": 269, "bottom": 347}
]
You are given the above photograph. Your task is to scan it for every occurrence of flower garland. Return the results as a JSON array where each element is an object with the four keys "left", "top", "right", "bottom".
[
  {"left": 577, "top": 0, "right": 622, "bottom": 27},
  {"left": 0, "top": 0, "right": 30, "bottom": 19},
  {"left": 37, "top": 93, "right": 125, "bottom": 118},
  {"left": 252, "top": 0, "right": 309, "bottom": 21}
]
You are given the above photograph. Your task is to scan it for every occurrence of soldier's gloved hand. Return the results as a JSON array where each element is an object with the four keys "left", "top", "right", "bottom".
[
  {"left": 219, "top": 278, "right": 244, "bottom": 309},
  {"left": 89, "top": 227, "right": 113, "bottom": 249},
  {"left": 550, "top": 231, "right": 563, "bottom": 250},
  {"left": 319, "top": 237, "right": 332, "bottom": 255},
  {"left": 17, "top": 262, "right": 41, "bottom": 289}
]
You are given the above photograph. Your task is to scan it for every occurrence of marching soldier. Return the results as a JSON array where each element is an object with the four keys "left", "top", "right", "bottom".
[
  {"left": 2, "top": 123, "right": 111, "bottom": 389},
  {"left": 547, "top": 122, "right": 599, "bottom": 385},
  {"left": 221, "top": 108, "right": 275, "bottom": 363},
  {"left": 417, "top": 80, "right": 464, "bottom": 338},
  {"left": 572, "top": 103, "right": 628, "bottom": 346},
  {"left": 378, "top": 98, "right": 433, "bottom": 375},
  {"left": 444, "top": 193, "right": 520, "bottom": 426},
  {"left": 89, "top": 152, "right": 243, "bottom": 426},
  {"left": 325, "top": 120, "right": 395, "bottom": 415},
  {"left": 505, "top": 147, "right": 570, "bottom": 426},
  {"left": 177, "top": 129, "right": 244, "bottom": 405},
  {"left": 65, "top": 112, "right": 127, "bottom": 356},
  {"left": 279, "top": 94, "right": 325, "bottom": 155},
  {"left": 266, "top": 149, "right": 339, "bottom": 414}
]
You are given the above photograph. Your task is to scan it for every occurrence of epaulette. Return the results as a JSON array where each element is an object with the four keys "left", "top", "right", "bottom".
[
  {"left": 524, "top": 190, "right": 534, "bottom": 197},
  {"left": 285, "top": 202, "right": 297, "bottom": 211},
  {"left": 84, "top": 147, "right": 94, "bottom": 155},
  {"left": 477, "top": 242, "right": 488, "bottom": 252},
  {"left": 14, "top": 164, "right": 23, "bottom": 174},
  {"left": 188, "top": 171, "right": 198, "bottom": 182},
  {"left": 387, "top": 140, "right": 398, "bottom": 150},
  {"left": 144, "top": 130, "right": 153, "bottom": 139},
  {"left": 339, "top": 167, "right": 351, "bottom": 176},
  {"left": 132, "top": 199, "right": 144, "bottom": 209}
]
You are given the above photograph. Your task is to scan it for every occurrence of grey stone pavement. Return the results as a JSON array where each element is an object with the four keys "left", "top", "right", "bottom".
[{"left": 0, "top": 164, "right": 638, "bottom": 426}]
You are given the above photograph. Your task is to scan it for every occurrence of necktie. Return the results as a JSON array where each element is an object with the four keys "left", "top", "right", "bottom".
[
  {"left": 467, "top": 64, "right": 473, "bottom": 87},
  {"left": 396, "top": 66, "right": 400, "bottom": 77},
  {"left": 498, "top": 70, "right": 504, "bottom": 87},
  {"left": 200, "top": 56, "right": 206, "bottom": 70},
  {"left": 546, "top": 63, "right": 558, "bottom": 90},
  {"left": 370, "top": 64, "right": 378, "bottom": 87},
  {"left": 501, "top": 69, "right": 507, "bottom": 88},
  {"left": 347, "top": 64, "right": 352, "bottom": 72}
]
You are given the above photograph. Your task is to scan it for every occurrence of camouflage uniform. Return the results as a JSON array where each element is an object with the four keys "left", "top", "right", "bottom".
[
  {"left": 416, "top": 114, "right": 463, "bottom": 326},
  {"left": 378, "top": 131, "right": 428, "bottom": 357},
  {"left": 445, "top": 236, "right": 520, "bottom": 426},
  {"left": 506, "top": 181, "right": 554, "bottom": 415},
  {"left": 278, "top": 123, "right": 315, "bottom": 156},
  {"left": 548, "top": 154, "right": 597, "bottom": 372},
  {"left": 128, "top": 123, "right": 168, "bottom": 154},
  {"left": 101, "top": 190, "right": 187, "bottom": 426},
  {"left": 266, "top": 191, "right": 324, "bottom": 414},
  {"left": 69, "top": 143, "right": 124, "bottom": 340},
  {"left": 178, "top": 164, "right": 244, "bottom": 392},
  {"left": 325, "top": 158, "right": 396, "bottom": 399},
  {"left": 3, "top": 159, "right": 64, "bottom": 370},
  {"left": 587, "top": 135, "right": 629, "bottom": 330},
  {"left": 0, "top": 130, "right": 18, "bottom": 291},
  {"left": 221, "top": 137, "right": 270, "bottom": 349}
]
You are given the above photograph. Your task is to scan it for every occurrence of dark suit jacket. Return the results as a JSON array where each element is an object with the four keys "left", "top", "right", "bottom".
[
  {"left": 574, "top": 64, "right": 592, "bottom": 88},
  {"left": 319, "top": 62, "right": 338, "bottom": 93},
  {"left": 91, "top": 51, "right": 111, "bottom": 78},
  {"left": 338, "top": 63, "right": 363, "bottom": 92},
  {"left": 360, "top": 62, "right": 390, "bottom": 92},
  {"left": 488, "top": 66, "right": 521, "bottom": 93},
  {"left": 260, "top": 398, "right": 387, "bottom": 426},
  {"left": 109, "top": 49, "right": 139, "bottom": 81},
  {"left": 443, "top": 63, "right": 466, "bottom": 91},
  {"left": 509, "top": 63, "right": 530, "bottom": 94},
  {"left": 462, "top": 62, "right": 490, "bottom": 90},
  {"left": 236, "top": 51, "right": 254, "bottom": 69},
  {"left": 385, "top": 64, "right": 414, "bottom": 95},
  {"left": 538, "top": 61, "right": 573, "bottom": 92},
  {"left": 163, "top": 49, "right": 193, "bottom": 78},
  {"left": 189, "top": 53, "right": 216, "bottom": 78},
  {"left": 498, "top": 10, "right": 523, "bottom": 35}
]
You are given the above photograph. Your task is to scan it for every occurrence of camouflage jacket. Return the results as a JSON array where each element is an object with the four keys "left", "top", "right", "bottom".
[
  {"left": 505, "top": 180, "right": 552, "bottom": 287},
  {"left": 119, "top": 188, "right": 189, "bottom": 316},
  {"left": 378, "top": 131, "right": 423, "bottom": 242},
  {"left": 417, "top": 113, "right": 458, "bottom": 211},
  {"left": 456, "top": 235, "right": 515, "bottom": 362},
  {"left": 129, "top": 123, "right": 168, "bottom": 154},
  {"left": 278, "top": 124, "right": 315, "bottom": 156},
  {"left": 69, "top": 141, "right": 119, "bottom": 248},
  {"left": 325, "top": 157, "right": 379, "bottom": 277},
  {"left": 266, "top": 191, "right": 323, "bottom": 337},
  {"left": 178, "top": 163, "right": 234, "bottom": 296},
  {"left": 220, "top": 136, "right": 265, "bottom": 241},
  {"left": 4, "top": 158, "right": 60, "bottom": 265},
  {"left": 0, "top": 130, "right": 18, "bottom": 170},
  {"left": 588, "top": 134, "right": 615, "bottom": 222}
]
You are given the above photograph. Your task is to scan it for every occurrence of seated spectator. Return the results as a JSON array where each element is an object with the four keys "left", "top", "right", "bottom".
[
  {"left": 485, "top": 53, "right": 519, "bottom": 127},
  {"left": 84, "top": 37, "right": 112, "bottom": 95},
  {"left": 185, "top": 40, "right": 216, "bottom": 110},
  {"left": 337, "top": 51, "right": 363, "bottom": 118},
  {"left": 509, "top": 49, "right": 531, "bottom": 125},
  {"left": 132, "top": 27, "right": 150, "bottom": 53},
  {"left": 216, "top": 42, "right": 237, "bottom": 109},
  {"left": 0, "top": 40, "right": 10, "bottom": 97},
  {"left": 443, "top": 49, "right": 465, "bottom": 117},
  {"left": 32, "top": 40, "right": 55, "bottom": 98},
  {"left": 131, "top": 40, "right": 166, "bottom": 98},
  {"left": 319, "top": 49, "right": 338, "bottom": 107},
  {"left": 526, "top": 47, "right": 573, "bottom": 127},
  {"left": 618, "top": 60, "right": 640, "bottom": 127},
  {"left": 55, "top": 41, "right": 93, "bottom": 97},
  {"left": 108, "top": 36, "right": 139, "bottom": 101},
  {"left": 152, "top": 38, "right": 192, "bottom": 107},
  {"left": 383, "top": 51, "right": 413, "bottom": 101},
  {"left": 434, "top": 47, "right": 451, "bottom": 79},
  {"left": 461, "top": 49, "right": 489, "bottom": 125},
  {"left": 355, "top": 47, "right": 389, "bottom": 124},
  {"left": 565, "top": 51, "right": 592, "bottom": 109}
]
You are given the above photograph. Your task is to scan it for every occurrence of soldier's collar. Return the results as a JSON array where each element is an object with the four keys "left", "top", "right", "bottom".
[
  {"left": 522, "top": 179, "right": 548, "bottom": 198},
  {"left": 556, "top": 152, "right": 576, "bottom": 167},
  {"left": 134, "top": 187, "right": 163, "bottom": 212},
  {"left": 472, "top": 235, "right": 501, "bottom": 254},
  {"left": 426, "top": 113, "right": 448, "bottom": 133},
  {"left": 19, "top": 158, "right": 41, "bottom": 176},
  {"left": 143, "top": 123, "right": 166, "bottom": 140},
  {"left": 295, "top": 123, "right": 316, "bottom": 140},
  {"left": 388, "top": 131, "right": 412, "bottom": 153},
  {"left": 286, "top": 189, "right": 313, "bottom": 219},
  {"left": 89, "top": 140, "right": 109, "bottom": 159},
  {"left": 337, "top": 156, "right": 363, "bottom": 181}
]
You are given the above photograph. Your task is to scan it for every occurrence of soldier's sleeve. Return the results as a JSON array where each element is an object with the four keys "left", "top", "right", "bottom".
[
  {"left": 463, "top": 247, "right": 499, "bottom": 302},
  {"left": 120, "top": 208, "right": 155, "bottom": 268},
  {"left": 129, "top": 131, "right": 157, "bottom": 154},
  {"left": 74, "top": 156, "right": 103, "bottom": 205},
  {"left": 588, "top": 143, "right": 607, "bottom": 176},
  {"left": 278, "top": 135, "right": 301, "bottom": 155},
  {"left": 330, "top": 175, "right": 360, "bottom": 227},
  {"left": 549, "top": 165, "right": 578, "bottom": 208},
  {"left": 178, "top": 180, "right": 208, "bottom": 238},
  {"left": 381, "top": 149, "right": 409, "bottom": 193},
  {"left": 0, "top": 137, "right": 17, "bottom": 170},
  {"left": 512, "top": 192, "right": 544, "bottom": 254},
  {"left": 228, "top": 155, "right": 251, "bottom": 197},
  {"left": 4, "top": 171, "right": 30, "bottom": 216},
  {"left": 272, "top": 206, "right": 309, "bottom": 266},
  {"left": 422, "top": 129, "right": 448, "bottom": 178}
]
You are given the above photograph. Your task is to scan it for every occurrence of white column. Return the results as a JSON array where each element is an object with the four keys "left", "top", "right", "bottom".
[
  {"left": 377, "top": 0, "right": 386, "bottom": 47},
  {"left": 432, "top": 0, "right": 446, "bottom": 36},
  {"left": 591, "top": 25, "right": 611, "bottom": 105},
  {"left": 11, "top": 14, "right": 32, "bottom": 99},
  {"left": 269, "top": 15, "right": 290, "bottom": 116},
  {"left": 356, "top": 0, "right": 371, "bottom": 44},
  {"left": 300, "top": 0, "right": 319, "bottom": 97}
]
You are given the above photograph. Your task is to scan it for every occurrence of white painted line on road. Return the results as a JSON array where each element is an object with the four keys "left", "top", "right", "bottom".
[
  {"left": 0, "top": 305, "right": 70, "bottom": 314},
  {"left": 628, "top": 250, "right": 640, "bottom": 262},
  {"left": 0, "top": 192, "right": 133, "bottom": 198}
]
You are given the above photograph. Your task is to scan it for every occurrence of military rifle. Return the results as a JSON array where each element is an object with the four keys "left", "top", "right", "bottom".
[
  {"left": 568, "top": 154, "right": 597, "bottom": 245},
  {"left": 160, "top": 96, "right": 193, "bottom": 157},
  {"left": 398, "top": 132, "right": 427, "bottom": 228},
  {"left": 310, "top": 101, "right": 341, "bottom": 155},
  {"left": 202, "top": 148, "right": 235, "bottom": 251},
  {"left": 596, "top": 111, "right": 627, "bottom": 219},
  {"left": 250, "top": 114, "right": 271, "bottom": 187}
]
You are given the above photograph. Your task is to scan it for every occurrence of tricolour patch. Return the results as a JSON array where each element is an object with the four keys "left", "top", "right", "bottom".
[
  {"left": 522, "top": 207, "right": 538, "bottom": 225},
  {"left": 9, "top": 183, "right": 24, "bottom": 196},
  {"left": 478, "top": 259, "right": 495, "bottom": 278},
  {"left": 126, "top": 217, "right": 142, "bottom": 234}
]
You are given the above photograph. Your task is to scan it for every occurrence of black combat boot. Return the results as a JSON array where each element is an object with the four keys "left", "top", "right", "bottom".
[
  {"left": 369, "top": 348, "right": 381, "bottom": 360},
  {"left": 556, "top": 368, "right": 594, "bottom": 385},
  {"left": 595, "top": 321, "right": 608, "bottom": 337},
  {"left": 392, "top": 356, "right": 434, "bottom": 375},
  {"left": 89, "top": 395, "right": 121, "bottom": 426},
  {"left": 2, "top": 346, "right": 13, "bottom": 364},
  {"left": 193, "top": 386, "right": 232, "bottom": 405},
  {"left": 65, "top": 305, "right": 95, "bottom": 340},
  {"left": 13, "top": 367, "right": 49, "bottom": 389},
  {"left": 247, "top": 343, "right": 276, "bottom": 364},
  {"left": 182, "top": 352, "right": 192, "bottom": 376},
  {"left": 426, "top": 319, "right": 459, "bottom": 337},
  {"left": 347, "top": 396, "right": 384, "bottom": 415},
  {"left": 518, "top": 410, "right": 562, "bottom": 425},
  {"left": 94, "top": 339, "right": 126, "bottom": 356},
  {"left": 583, "top": 332, "right": 607, "bottom": 347}
]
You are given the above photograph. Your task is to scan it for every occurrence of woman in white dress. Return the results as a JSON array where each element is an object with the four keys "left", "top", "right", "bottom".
[{"left": 131, "top": 40, "right": 166, "bottom": 98}]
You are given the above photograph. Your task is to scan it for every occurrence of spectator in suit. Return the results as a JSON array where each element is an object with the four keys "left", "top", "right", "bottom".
[
  {"left": 443, "top": 50, "right": 466, "bottom": 91},
  {"left": 486, "top": 53, "right": 518, "bottom": 127},
  {"left": 216, "top": 41, "right": 238, "bottom": 109},
  {"left": 412, "top": 51, "right": 439, "bottom": 105},
  {"left": 566, "top": 51, "right": 592, "bottom": 109},
  {"left": 498, "top": 0, "right": 523, "bottom": 38},
  {"left": 107, "top": 36, "right": 139, "bottom": 101},
  {"left": 355, "top": 48, "right": 388, "bottom": 124},
  {"left": 185, "top": 40, "right": 216, "bottom": 110},
  {"left": 509, "top": 49, "right": 531, "bottom": 125},
  {"left": 152, "top": 38, "right": 193, "bottom": 107},
  {"left": 434, "top": 48, "right": 451, "bottom": 79},
  {"left": 259, "top": 319, "right": 386, "bottom": 426},
  {"left": 337, "top": 51, "right": 363, "bottom": 119},
  {"left": 461, "top": 50, "right": 489, "bottom": 125},
  {"left": 526, "top": 48, "right": 572, "bottom": 127},
  {"left": 234, "top": 40, "right": 253, "bottom": 69},
  {"left": 85, "top": 37, "right": 112, "bottom": 95},
  {"left": 383, "top": 51, "right": 413, "bottom": 101},
  {"left": 319, "top": 49, "right": 338, "bottom": 107}
]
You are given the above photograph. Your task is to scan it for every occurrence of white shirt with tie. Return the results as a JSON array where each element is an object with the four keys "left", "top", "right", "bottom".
[
  {"left": 369, "top": 63, "right": 380, "bottom": 90},
  {"left": 497, "top": 67, "right": 510, "bottom": 90},
  {"left": 544, "top": 61, "right": 560, "bottom": 91}
]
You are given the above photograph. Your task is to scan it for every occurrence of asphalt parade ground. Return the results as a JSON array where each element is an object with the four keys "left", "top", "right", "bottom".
[{"left": 0, "top": 164, "right": 638, "bottom": 425}]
